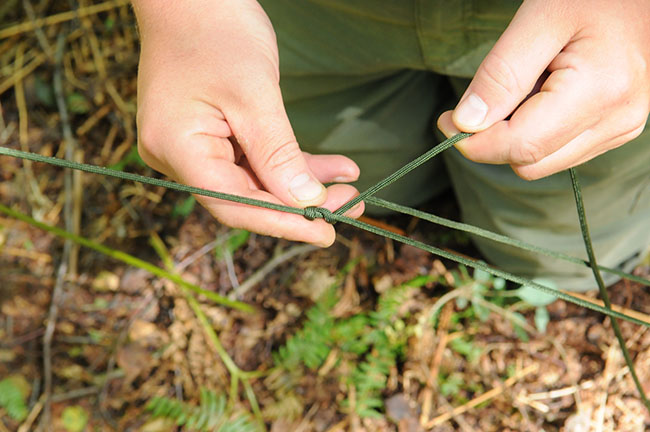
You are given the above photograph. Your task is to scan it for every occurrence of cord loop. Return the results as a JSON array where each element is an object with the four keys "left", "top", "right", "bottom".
[{"left": 303, "top": 206, "right": 336, "bottom": 224}]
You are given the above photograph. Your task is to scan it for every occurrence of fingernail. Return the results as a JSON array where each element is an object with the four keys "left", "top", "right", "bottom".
[
  {"left": 333, "top": 175, "right": 356, "bottom": 183},
  {"left": 455, "top": 93, "right": 488, "bottom": 128},
  {"left": 289, "top": 173, "right": 324, "bottom": 203},
  {"left": 347, "top": 202, "right": 364, "bottom": 216},
  {"left": 438, "top": 121, "right": 460, "bottom": 139}
]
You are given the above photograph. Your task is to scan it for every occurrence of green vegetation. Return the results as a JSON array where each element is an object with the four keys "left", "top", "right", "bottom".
[{"left": 146, "top": 389, "right": 258, "bottom": 432}]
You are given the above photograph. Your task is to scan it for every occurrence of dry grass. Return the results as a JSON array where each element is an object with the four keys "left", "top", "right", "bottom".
[{"left": 1, "top": 2, "right": 649, "bottom": 431}]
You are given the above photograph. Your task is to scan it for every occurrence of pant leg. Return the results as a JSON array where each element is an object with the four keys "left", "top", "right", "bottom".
[
  {"left": 418, "top": 0, "right": 650, "bottom": 291},
  {"left": 259, "top": 1, "right": 453, "bottom": 210},
  {"left": 443, "top": 125, "right": 650, "bottom": 291}
]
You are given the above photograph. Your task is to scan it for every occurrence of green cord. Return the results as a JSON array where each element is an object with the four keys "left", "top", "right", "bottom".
[
  {"left": 1, "top": 143, "right": 648, "bottom": 326},
  {"left": 334, "top": 132, "right": 471, "bottom": 215},
  {"left": 569, "top": 168, "right": 650, "bottom": 410},
  {"left": 366, "top": 196, "right": 649, "bottom": 287},
  {"left": 1, "top": 136, "right": 650, "bottom": 412}
]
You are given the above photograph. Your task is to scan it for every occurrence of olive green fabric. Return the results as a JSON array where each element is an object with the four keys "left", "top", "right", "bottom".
[{"left": 259, "top": 0, "right": 650, "bottom": 291}]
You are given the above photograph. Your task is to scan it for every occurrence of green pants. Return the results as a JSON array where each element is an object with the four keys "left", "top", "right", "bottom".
[{"left": 259, "top": 0, "right": 650, "bottom": 291}]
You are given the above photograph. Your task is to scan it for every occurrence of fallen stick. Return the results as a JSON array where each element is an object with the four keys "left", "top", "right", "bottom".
[
  {"left": 425, "top": 363, "right": 539, "bottom": 429},
  {"left": 0, "top": 0, "right": 130, "bottom": 40},
  {"left": 561, "top": 290, "right": 650, "bottom": 326}
]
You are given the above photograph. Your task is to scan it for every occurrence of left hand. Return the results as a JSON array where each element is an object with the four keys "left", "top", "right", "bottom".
[{"left": 437, "top": 0, "right": 650, "bottom": 180}]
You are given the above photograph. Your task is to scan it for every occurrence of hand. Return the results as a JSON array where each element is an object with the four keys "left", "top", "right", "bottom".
[
  {"left": 437, "top": 0, "right": 650, "bottom": 180},
  {"left": 132, "top": 0, "right": 363, "bottom": 247}
]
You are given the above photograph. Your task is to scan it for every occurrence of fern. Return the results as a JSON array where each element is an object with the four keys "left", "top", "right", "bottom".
[
  {"left": 271, "top": 277, "right": 419, "bottom": 419},
  {"left": 274, "top": 301, "right": 335, "bottom": 370},
  {"left": 146, "top": 388, "right": 258, "bottom": 432},
  {"left": 0, "top": 377, "right": 28, "bottom": 422},
  {"left": 261, "top": 391, "right": 303, "bottom": 421}
]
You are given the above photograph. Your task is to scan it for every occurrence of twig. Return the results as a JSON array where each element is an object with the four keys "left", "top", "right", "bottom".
[
  {"left": 223, "top": 248, "right": 240, "bottom": 290},
  {"left": 149, "top": 235, "right": 266, "bottom": 427},
  {"left": 0, "top": 328, "right": 45, "bottom": 348},
  {"left": 595, "top": 344, "right": 620, "bottom": 432},
  {"left": 420, "top": 301, "right": 453, "bottom": 425},
  {"left": 0, "top": 418, "right": 10, "bottom": 432},
  {"left": 21, "top": 0, "right": 54, "bottom": 61},
  {"left": 0, "top": 0, "right": 19, "bottom": 23},
  {"left": 0, "top": 203, "right": 252, "bottom": 312},
  {"left": 14, "top": 43, "right": 51, "bottom": 211},
  {"left": 76, "top": 103, "right": 111, "bottom": 136},
  {"left": 526, "top": 380, "right": 595, "bottom": 401},
  {"left": 176, "top": 239, "right": 220, "bottom": 272},
  {"left": 17, "top": 394, "right": 44, "bottom": 432},
  {"left": 1, "top": 246, "right": 52, "bottom": 262},
  {"left": 40, "top": 260, "right": 68, "bottom": 428},
  {"left": 37, "top": 35, "right": 75, "bottom": 423},
  {"left": 0, "top": 0, "right": 130, "bottom": 39},
  {"left": 231, "top": 244, "right": 318, "bottom": 299},
  {"left": 424, "top": 363, "right": 539, "bottom": 429},
  {"left": 561, "top": 289, "right": 650, "bottom": 326},
  {"left": 53, "top": 32, "right": 81, "bottom": 275},
  {"left": 436, "top": 395, "right": 475, "bottom": 432},
  {"left": 0, "top": 52, "right": 47, "bottom": 96}
]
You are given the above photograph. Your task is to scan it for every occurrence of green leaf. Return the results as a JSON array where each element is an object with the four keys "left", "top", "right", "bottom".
[
  {"left": 513, "top": 324, "right": 529, "bottom": 342},
  {"left": 471, "top": 297, "right": 491, "bottom": 322},
  {"left": 171, "top": 196, "right": 196, "bottom": 219},
  {"left": 0, "top": 377, "right": 28, "bottom": 421},
  {"left": 109, "top": 146, "right": 146, "bottom": 171},
  {"left": 61, "top": 406, "right": 89, "bottom": 432},
  {"left": 473, "top": 267, "right": 492, "bottom": 283},
  {"left": 493, "top": 278, "right": 506, "bottom": 290},
  {"left": 66, "top": 92, "right": 91, "bottom": 114},
  {"left": 516, "top": 278, "right": 558, "bottom": 307},
  {"left": 34, "top": 75, "right": 55, "bottom": 107},
  {"left": 455, "top": 296, "right": 468, "bottom": 310},
  {"left": 449, "top": 336, "right": 481, "bottom": 362},
  {"left": 439, "top": 373, "right": 464, "bottom": 397},
  {"left": 216, "top": 229, "right": 250, "bottom": 259},
  {"left": 534, "top": 306, "right": 550, "bottom": 333}
]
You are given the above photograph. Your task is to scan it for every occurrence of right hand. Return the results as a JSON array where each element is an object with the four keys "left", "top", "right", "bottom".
[{"left": 132, "top": 0, "right": 363, "bottom": 247}]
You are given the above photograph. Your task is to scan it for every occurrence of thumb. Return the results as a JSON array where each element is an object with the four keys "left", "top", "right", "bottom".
[
  {"left": 452, "top": 2, "right": 572, "bottom": 132},
  {"left": 225, "top": 82, "right": 326, "bottom": 208}
]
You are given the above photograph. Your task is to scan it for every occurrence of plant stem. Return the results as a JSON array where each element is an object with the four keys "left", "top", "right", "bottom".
[{"left": 0, "top": 203, "right": 252, "bottom": 312}]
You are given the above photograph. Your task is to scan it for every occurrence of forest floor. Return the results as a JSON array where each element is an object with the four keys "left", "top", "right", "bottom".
[{"left": 1, "top": 1, "right": 650, "bottom": 431}]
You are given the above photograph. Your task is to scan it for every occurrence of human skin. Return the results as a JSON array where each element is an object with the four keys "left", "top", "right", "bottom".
[
  {"left": 437, "top": 0, "right": 650, "bottom": 180},
  {"left": 133, "top": 0, "right": 650, "bottom": 244},
  {"left": 131, "top": 0, "right": 364, "bottom": 247}
]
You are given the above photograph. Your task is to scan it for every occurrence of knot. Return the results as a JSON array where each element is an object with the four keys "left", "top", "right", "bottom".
[{"left": 303, "top": 206, "right": 336, "bottom": 224}]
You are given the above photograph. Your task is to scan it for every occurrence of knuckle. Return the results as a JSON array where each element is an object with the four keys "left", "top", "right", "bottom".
[
  {"left": 479, "top": 52, "right": 525, "bottom": 99},
  {"left": 603, "top": 75, "right": 635, "bottom": 103},
  {"left": 623, "top": 108, "right": 649, "bottom": 136},
  {"left": 260, "top": 139, "right": 302, "bottom": 172},
  {"left": 514, "top": 166, "right": 542, "bottom": 182},
  {"left": 510, "top": 138, "right": 546, "bottom": 165}
]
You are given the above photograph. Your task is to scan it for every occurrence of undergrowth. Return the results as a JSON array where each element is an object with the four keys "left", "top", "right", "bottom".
[
  {"left": 0, "top": 376, "right": 28, "bottom": 422},
  {"left": 146, "top": 388, "right": 258, "bottom": 432},
  {"left": 267, "top": 273, "right": 427, "bottom": 419}
]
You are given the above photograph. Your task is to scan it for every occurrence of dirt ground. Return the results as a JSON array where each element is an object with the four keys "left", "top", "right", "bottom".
[{"left": 1, "top": 1, "right": 649, "bottom": 431}]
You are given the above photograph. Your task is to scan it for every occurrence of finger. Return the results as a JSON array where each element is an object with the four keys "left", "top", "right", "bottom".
[
  {"left": 321, "top": 183, "right": 365, "bottom": 219},
  {"left": 437, "top": 110, "right": 462, "bottom": 140},
  {"left": 168, "top": 135, "right": 337, "bottom": 246},
  {"left": 225, "top": 81, "right": 327, "bottom": 208},
  {"left": 451, "top": 68, "right": 600, "bottom": 165},
  {"left": 451, "top": 1, "right": 572, "bottom": 132},
  {"left": 304, "top": 153, "right": 360, "bottom": 184},
  {"left": 513, "top": 120, "right": 646, "bottom": 180}
]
